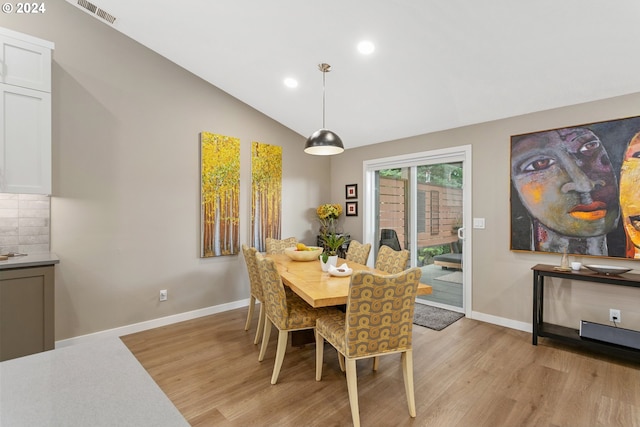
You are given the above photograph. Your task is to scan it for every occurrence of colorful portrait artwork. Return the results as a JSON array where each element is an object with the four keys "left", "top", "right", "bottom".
[
  {"left": 619, "top": 132, "right": 640, "bottom": 258},
  {"left": 510, "top": 116, "right": 640, "bottom": 259},
  {"left": 200, "top": 132, "right": 240, "bottom": 257}
]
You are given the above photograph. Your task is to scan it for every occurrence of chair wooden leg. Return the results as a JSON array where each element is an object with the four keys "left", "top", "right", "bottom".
[
  {"left": 315, "top": 330, "right": 324, "bottom": 381},
  {"left": 244, "top": 295, "right": 256, "bottom": 331},
  {"left": 338, "top": 353, "right": 345, "bottom": 372},
  {"left": 345, "top": 358, "right": 360, "bottom": 427},
  {"left": 372, "top": 356, "right": 379, "bottom": 371},
  {"left": 253, "top": 303, "right": 265, "bottom": 345},
  {"left": 270, "top": 330, "right": 289, "bottom": 385},
  {"left": 401, "top": 350, "right": 416, "bottom": 417},
  {"left": 258, "top": 319, "right": 272, "bottom": 362}
]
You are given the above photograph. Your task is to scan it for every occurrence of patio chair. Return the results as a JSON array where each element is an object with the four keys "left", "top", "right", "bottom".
[{"left": 379, "top": 229, "right": 401, "bottom": 251}]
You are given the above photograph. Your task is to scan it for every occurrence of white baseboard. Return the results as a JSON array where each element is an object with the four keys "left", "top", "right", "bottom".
[
  {"left": 56, "top": 299, "right": 249, "bottom": 348},
  {"left": 470, "top": 310, "right": 532, "bottom": 333},
  {"left": 56, "top": 300, "right": 532, "bottom": 349}
]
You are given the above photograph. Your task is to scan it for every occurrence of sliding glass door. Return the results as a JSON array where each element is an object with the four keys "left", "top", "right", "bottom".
[{"left": 364, "top": 146, "right": 471, "bottom": 314}]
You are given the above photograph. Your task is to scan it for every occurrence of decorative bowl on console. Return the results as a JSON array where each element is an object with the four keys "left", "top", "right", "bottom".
[{"left": 584, "top": 265, "right": 632, "bottom": 275}]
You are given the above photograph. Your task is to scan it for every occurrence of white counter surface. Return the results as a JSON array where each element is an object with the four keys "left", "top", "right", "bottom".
[
  {"left": 0, "top": 338, "right": 189, "bottom": 427},
  {"left": 0, "top": 252, "right": 59, "bottom": 270}
]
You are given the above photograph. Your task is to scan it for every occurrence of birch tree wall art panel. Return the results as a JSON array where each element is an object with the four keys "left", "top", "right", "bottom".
[
  {"left": 200, "top": 132, "right": 240, "bottom": 257},
  {"left": 251, "top": 141, "right": 282, "bottom": 252}
]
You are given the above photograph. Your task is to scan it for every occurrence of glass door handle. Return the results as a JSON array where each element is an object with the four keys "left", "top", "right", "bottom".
[{"left": 457, "top": 227, "right": 465, "bottom": 240}]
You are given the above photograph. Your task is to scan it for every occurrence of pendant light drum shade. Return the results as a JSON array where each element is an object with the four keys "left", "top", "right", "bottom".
[{"left": 304, "top": 63, "right": 344, "bottom": 155}]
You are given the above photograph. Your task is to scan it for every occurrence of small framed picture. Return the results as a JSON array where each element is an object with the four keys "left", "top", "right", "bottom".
[
  {"left": 345, "top": 184, "right": 357, "bottom": 199},
  {"left": 346, "top": 201, "right": 358, "bottom": 216}
]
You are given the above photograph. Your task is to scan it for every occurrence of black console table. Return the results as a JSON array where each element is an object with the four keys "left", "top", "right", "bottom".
[{"left": 532, "top": 264, "right": 640, "bottom": 362}]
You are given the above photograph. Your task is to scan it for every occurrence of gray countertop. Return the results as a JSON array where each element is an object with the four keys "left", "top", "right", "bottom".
[
  {"left": 0, "top": 338, "right": 189, "bottom": 427},
  {"left": 0, "top": 252, "right": 59, "bottom": 270}
]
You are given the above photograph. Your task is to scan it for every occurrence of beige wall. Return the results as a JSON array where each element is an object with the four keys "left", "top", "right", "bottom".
[
  {"left": 3, "top": 1, "right": 330, "bottom": 340},
  {"left": 331, "top": 94, "right": 640, "bottom": 330},
  {"left": 4, "top": 1, "right": 640, "bottom": 341}
]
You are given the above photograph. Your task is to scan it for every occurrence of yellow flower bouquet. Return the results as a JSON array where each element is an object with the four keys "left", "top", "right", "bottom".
[
  {"left": 317, "top": 203, "right": 342, "bottom": 234},
  {"left": 317, "top": 203, "right": 342, "bottom": 221}
]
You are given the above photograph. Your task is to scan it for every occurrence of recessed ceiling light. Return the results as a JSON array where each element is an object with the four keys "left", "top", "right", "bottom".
[
  {"left": 357, "top": 40, "right": 375, "bottom": 55},
  {"left": 283, "top": 77, "right": 298, "bottom": 88}
]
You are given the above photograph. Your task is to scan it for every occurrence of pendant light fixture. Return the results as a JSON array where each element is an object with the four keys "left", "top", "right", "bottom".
[{"left": 304, "top": 63, "right": 344, "bottom": 155}]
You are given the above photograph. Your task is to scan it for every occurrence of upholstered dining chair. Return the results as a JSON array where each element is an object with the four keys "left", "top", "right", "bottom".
[
  {"left": 345, "top": 240, "right": 371, "bottom": 265},
  {"left": 315, "top": 267, "right": 422, "bottom": 427},
  {"left": 375, "top": 244, "right": 410, "bottom": 274},
  {"left": 241, "top": 245, "right": 265, "bottom": 346},
  {"left": 265, "top": 237, "right": 298, "bottom": 254},
  {"left": 255, "top": 252, "right": 340, "bottom": 385}
]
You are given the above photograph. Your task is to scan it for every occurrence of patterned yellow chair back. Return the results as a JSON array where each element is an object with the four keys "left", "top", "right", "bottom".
[
  {"left": 265, "top": 237, "right": 298, "bottom": 254},
  {"left": 255, "top": 252, "right": 289, "bottom": 329},
  {"left": 345, "top": 240, "right": 371, "bottom": 265},
  {"left": 345, "top": 267, "right": 422, "bottom": 358},
  {"left": 241, "top": 244, "right": 262, "bottom": 300},
  {"left": 375, "top": 245, "right": 410, "bottom": 274}
]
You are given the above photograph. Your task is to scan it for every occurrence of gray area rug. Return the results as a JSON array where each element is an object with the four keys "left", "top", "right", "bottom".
[
  {"left": 413, "top": 304, "right": 465, "bottom": 331},
  {"left": 436, "top": 271, "right": 463, "bottom": 284}
]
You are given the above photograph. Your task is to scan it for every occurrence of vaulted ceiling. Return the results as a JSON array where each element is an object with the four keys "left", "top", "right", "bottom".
[{"left": 67, "top": 0, "right": 640, "bottom": 149}]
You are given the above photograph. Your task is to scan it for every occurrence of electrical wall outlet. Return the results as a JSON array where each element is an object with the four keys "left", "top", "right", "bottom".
[
  {"left": 159, "top": 289, "right": 168, "bottom": 302},
  {"left": 609, "top": 308, "right": 621, "bottom": 323}
]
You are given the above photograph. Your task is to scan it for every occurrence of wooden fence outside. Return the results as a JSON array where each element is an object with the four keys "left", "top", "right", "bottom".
[{"left": 378, "top": 177, "right": 462, "bottom": 250}]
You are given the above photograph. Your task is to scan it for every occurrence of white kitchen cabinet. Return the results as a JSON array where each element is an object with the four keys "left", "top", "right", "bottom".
[
  {"left": 0, "top": 27, "right": 53, "bottom": 195},
  {"left": 0, "top": 84, "right": 51, "bottom": 193},
  {"left": 0, "top": 28, "right": 52, "bottom": 91}
]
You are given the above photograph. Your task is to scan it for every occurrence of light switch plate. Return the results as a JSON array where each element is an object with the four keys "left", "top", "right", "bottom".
[{"left": 473, "top": 218, "right": 485, "bottom": 229}]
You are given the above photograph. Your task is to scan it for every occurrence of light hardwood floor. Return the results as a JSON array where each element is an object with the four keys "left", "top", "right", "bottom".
[{"left": 121, "top": 307, "right": 640, "bottom": 427}]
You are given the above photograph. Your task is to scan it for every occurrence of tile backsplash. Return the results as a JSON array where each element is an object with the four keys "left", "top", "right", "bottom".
[{"left": 0, "top": 193, "right": 50, "bottom": 254}]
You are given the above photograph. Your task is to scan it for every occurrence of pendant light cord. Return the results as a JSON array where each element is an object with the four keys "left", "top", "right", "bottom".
[
  {"left": 322, "top": 69, "right": 326, "bottom": 128},
  {"left": 319, "top": 63, "right": 331, "bottom": 129}
]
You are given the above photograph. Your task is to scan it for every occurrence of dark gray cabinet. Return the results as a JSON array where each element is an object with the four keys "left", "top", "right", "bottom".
[{"left": 0, "top": 265, "right": 54, "bottom": 361}]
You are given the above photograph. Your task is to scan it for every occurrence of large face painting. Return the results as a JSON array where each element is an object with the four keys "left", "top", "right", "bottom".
[{"left": 510, "top": 116, "right": 640, "bottom": 260}]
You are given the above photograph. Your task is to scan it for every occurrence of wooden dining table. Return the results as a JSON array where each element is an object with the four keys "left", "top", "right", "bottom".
[{"left": 265, "top": 253, "right": 433, "bottom": 308}]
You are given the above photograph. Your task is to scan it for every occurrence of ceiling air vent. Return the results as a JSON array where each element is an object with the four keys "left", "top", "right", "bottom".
[
  {"left": 76, "top": 0, "right": 117, "bottom": 25},
  {"left": 77, "top": 0, "right": 96, "bottom": 13},
  {"left": 96, "top": 8, "right": 116, "bottom": 24}
]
